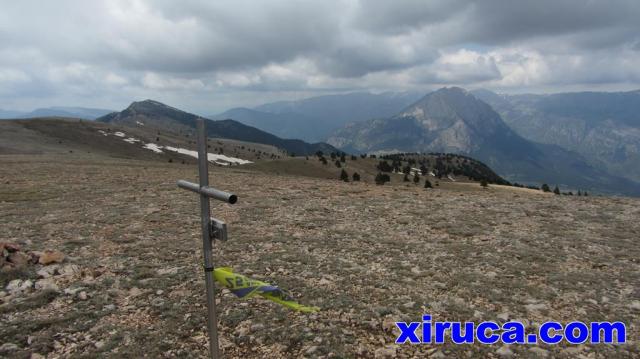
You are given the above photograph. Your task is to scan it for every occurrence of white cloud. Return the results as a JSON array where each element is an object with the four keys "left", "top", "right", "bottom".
[
  {"left": 0, "top": 0, "right": 639, "bottom": 112},
  {"left": 142, "top": 73, "right": 206, "bottom": 91}
]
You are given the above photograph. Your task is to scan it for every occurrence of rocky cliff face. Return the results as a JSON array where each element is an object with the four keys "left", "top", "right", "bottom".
[{"left": 328, "top": 87, "right": 532, "bottom": 154}]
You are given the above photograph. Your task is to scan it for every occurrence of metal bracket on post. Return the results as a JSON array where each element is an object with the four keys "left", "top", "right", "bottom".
[
  {"left": 210, "top": 218, "right": 228, "bottom": 242},
  {"left": 176, "top": 119, "right": 238, "bottom": 359}
]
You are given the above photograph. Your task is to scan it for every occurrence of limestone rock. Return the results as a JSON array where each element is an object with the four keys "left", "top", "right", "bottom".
[
  {"left": 37, "top": 265, "right": 60, "bottom": 278},
  {"left": 374, "top": 346, "right": 396, "bottom": 359},
  {"left": 529, "top": 347, "right": 549, "bottom": 357},
  {"left": 497, "top": 345, "right": 514, "bottom": 357},
  {"left": 35, "top": 279, "right": 59, "bottom": 292}
]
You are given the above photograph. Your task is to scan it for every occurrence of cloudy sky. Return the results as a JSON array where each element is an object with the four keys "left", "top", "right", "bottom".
[{"left": 1, "top": 0, "right": 640, "bottom": 113}]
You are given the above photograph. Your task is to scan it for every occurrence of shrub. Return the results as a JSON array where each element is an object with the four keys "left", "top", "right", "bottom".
[
  {"left": 377, "top": 160, "right": 393, "bottom": 172},
  {"left": 340, "top": 169, "right": 349, "bottom": 182},
  {"left": 375, "top": 173, "right": 390, "bottom": 185}
]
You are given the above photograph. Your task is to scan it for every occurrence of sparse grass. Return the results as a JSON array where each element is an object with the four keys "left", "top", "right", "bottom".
[
  {"left": 0, "top": 266, "right": 36, "bottom": 288},
  {"left": 0, "top": 188, "right": 58, "bottom": 202},
  {"left": 0, "top": 289, "right": 59, "bottom": 314}
]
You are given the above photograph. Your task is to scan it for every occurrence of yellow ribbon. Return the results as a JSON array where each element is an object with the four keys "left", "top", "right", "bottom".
[{"left": 213, "top": 267, "right": 319, "bottom": 313}]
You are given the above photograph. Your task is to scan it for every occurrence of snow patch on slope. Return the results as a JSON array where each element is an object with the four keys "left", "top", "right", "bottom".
[
  {"left": 143, "top": 143, "right": 163, "bottom": 153},
  {"left": 98, "top": 130, "right": 252, "bottom": 165},
  {"left": 163, "top": 146, "right": 252, "bottom": 165},
  {"left": 123, "top": 137, "right": 140, "bottom": 144}
]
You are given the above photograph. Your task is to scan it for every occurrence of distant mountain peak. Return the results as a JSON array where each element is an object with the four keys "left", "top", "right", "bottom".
[
  {"left": 126, "top": 99, "right": 188, "bottom": 114},
  {"left": 394, "top": 86, "right": 508, "bottom": 140}
]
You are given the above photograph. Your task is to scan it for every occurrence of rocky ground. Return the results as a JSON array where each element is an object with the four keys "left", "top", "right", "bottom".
[{"left": 1, "top": 153, "right": 639, "bottom": 358}]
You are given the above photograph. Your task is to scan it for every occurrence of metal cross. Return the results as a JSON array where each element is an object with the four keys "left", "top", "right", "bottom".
[{"left": 177, "top": 118, "right": 237, "bottom": 359}]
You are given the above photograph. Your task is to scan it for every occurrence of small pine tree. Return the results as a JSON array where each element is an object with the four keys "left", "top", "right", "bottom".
[
  {"left": 340, "top": 153, "right": 346, "bottom": 162},
  {"left": 340, "top": 169, "right": 349, "bottom": 182},
  {"left": 335, "top": 160, "right": 342, "bottom": 168},
  {"left": 352, "top": 172, "right": 360, "bottom": 181},
  {"left": 375, "top": 173, "right": 384, "bottom": 185},
  {"left": 480, "top": 179, "right": 488, "bottom": 188},
  {"left": 377, "top": 160, "right": 393, "bottom": 172},
  {"left": 413, "top": 173, "right": 420, "bottom": 184},
  {"left": 541, "top": 183, "right": 551, "bottom": 192},
  {"left": 584, "top": 191, "right": 588, "bottom": 196},
  {"left": 403, "top": 174, "right": 409, "bottom": 182},
  {"left": 320, "top": 156, "right": 327, "bottom": 165},
  {"left": 553, "top": 185, "right": 560, "bottom": 195},
  {"left": 577, "top": 190, "right": 582, "bottom": 196},
  {"left": 375, "top": 173, "right": 390, "bottom": 185},
  {"left": 424, "top": 179, "right": 432, "bottom": 189}
]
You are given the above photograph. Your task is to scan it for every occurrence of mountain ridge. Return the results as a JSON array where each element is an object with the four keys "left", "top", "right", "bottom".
[
  {"left": 0, "top": 107, "right": 113, "bottom": 120},
  {"left": 97, "top": 99, "right": 337, "bottom": 156},
  {"left": 211, "top": 91, "right": 422, "bottom": 142}
]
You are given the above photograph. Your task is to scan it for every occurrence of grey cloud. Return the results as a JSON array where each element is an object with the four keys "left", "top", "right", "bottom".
[
  {"left": 352, "top": 0, "right": 468, "bottom": 35},
  {"left": 437, "top": 1, "right": 640, "bottom": 48},
  {"left": 0, "top": 0, "right": 639, "bottom": 112}
]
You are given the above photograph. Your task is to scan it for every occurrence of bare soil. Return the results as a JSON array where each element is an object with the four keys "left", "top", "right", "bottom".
[{"left": 1, "top": 153, "right": 638, "bottom": 358}]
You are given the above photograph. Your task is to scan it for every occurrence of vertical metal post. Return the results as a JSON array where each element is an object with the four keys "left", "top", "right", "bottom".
[{"left": 197, "top": 119, "right": 220, "bottom": 359}]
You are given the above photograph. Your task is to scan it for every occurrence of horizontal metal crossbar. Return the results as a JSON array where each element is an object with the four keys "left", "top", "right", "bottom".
[{"left": 177, "top": 180, "right": 238, "bottom": 204}]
